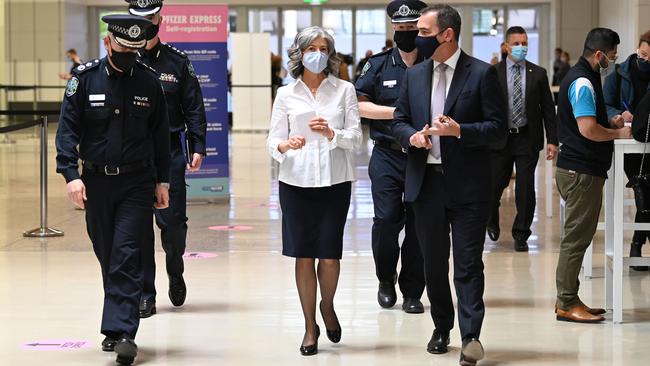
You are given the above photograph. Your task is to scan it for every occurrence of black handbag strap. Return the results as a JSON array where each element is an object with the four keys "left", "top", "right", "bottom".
[{"left": 638, "top": 114, "right": 650, "bottom": 177}]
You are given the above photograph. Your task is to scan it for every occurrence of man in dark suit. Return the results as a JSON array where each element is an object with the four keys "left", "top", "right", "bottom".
[
  {"left": 487, "top": 26, "right": 559, "bottom": 252},
  {"left": 391, "top": 4, "right": 506, "bottom": 366}
]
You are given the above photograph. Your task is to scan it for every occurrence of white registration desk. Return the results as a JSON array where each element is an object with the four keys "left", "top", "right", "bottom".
[{"left": 604, "top": 138, "right": 650, "bottom": 323}]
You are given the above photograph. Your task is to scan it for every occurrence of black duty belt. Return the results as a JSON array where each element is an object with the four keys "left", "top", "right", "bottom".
[
  {"left": 373, "top": 139, "right": 407, "bottom": 154},
  {"left": 509, "top": 125, "right": 527, "bottom": 134},
  {"left": 83, "top": 160, "right": 151, "bottom": 176}
]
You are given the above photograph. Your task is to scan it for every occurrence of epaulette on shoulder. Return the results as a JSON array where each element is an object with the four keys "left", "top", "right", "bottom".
[
  {"left": 136, "top": 59, "right": 158, "bottom": 75},
  {"left": 368, "top": 49, "right": 392, "bottom": 60},
  {"left": 72, "top": 59, "right": 100, "bottom": 74},
  {"left": 163, "top": 43, "right": 187, "bottom": 58}
]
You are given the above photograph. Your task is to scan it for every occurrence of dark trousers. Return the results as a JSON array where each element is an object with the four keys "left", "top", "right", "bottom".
[
  {"left": 412, "top": 166, "right": 488, "bottom": 340},
  {"left": 368, "top": 146, "right": 425, "bottom": 299},
  {"left": 624, "top": 154, "right": 650, "bottom": 245},
  {"left": 488, "top": 131, "right": 539, "bottom": 241},
  {"left": 83, "top": 169, "right": 154, "bottom": 338},
  {"left": 142, "top": 138, "right": 188, "bottom": 300}
]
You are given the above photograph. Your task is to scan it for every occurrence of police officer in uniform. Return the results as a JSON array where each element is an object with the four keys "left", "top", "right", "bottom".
[
  {"left": 126, "top": 0, "right": 208, "bottom": 317},
  {"left": 55, "top": 14, "right": 170, "bottom": 365},
  {"left": 355, "top": 0, "right": 427, "bottom": 313}
]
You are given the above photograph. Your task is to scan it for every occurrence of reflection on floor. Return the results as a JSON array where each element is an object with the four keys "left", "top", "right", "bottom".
[{"left": 0, "top": 127, "right": 649, "bottom": 365}]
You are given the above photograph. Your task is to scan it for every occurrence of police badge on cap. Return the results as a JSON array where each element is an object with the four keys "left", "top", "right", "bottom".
[
  {"left": 101, "top": 14, "right": 152, "bottom": 49},
  {"left": 386, "top": 0, "right": 428, "bottom": 23},
  {"left": 126, "top": 0, "right": 164, "bottom": 16}
]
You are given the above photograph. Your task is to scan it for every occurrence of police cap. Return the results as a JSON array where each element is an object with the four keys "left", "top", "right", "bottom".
[
  {"left": 101, "top": 14, "right": 152, "bottom": 49},
  {"left": 126, "top": 0, "right": 164, "bottom": 17},
  {"left": 386, "top": 0, "right": 428, "bottom": 24}
]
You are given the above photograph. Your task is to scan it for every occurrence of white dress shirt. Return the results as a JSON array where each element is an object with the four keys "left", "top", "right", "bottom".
[
  {"left": 427, "top": 47, "right": 462, "bottom": 164},
  {"left": 267, "top": 74, "right": 362, "bottom": 188}
]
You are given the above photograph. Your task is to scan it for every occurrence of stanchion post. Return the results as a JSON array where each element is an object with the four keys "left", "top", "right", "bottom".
[{"left": 24, "top": 115, "right": 64, "bottom": 238}]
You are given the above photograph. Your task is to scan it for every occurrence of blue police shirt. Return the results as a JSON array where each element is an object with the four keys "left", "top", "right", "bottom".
[{"left": 355, "top": 47, "right": 423, "bottom": 144}]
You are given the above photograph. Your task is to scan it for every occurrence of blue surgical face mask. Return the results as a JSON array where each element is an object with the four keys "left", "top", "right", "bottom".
[
  {"left": 510, "top": 45, "right": 528, "bottom": 62},
  {"left": 302, "top": 51, "right": 329, "bottom": 74}
]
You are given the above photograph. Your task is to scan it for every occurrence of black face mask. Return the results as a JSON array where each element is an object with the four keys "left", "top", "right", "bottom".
[
  {"left": 415, "top": 33, "right": 443, "bottom": 60},
  {"left": 110, "top": 48, "right": 137, "bottom": 72},
  {"left": 501, "top": 51, "right": 508, "bottom": 61},
  {"left": 394, "top": 30, "right": 419, "bottom": 53},
  {"left": 146, "top": 23, "right": 160, "bottom": 41}
]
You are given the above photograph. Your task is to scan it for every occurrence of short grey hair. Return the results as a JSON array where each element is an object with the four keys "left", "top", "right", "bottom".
[{"left": 287, "top": 26, "right": 340, "bottom": 79}]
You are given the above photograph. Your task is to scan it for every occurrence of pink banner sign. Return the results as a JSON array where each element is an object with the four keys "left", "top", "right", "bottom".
[
  {"left": 22, "top": 340, "right": 92, "bottom": 351},
  {"left": 183, "top": 252, "right": 219, "bottom": 259},
  {"left": 208, "top": 225, "right": 253, "bottom": 231},
  {"left": 159, "top": 5, "right": 228, "bottom": 43}
]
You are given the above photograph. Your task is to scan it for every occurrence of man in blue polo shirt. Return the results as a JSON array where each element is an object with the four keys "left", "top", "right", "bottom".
[{"left": 555, "top": 28, "right": 631, "bottom": 323}]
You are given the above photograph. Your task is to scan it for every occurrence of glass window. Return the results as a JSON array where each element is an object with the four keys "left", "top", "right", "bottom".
[
  {"left": 355, "top": 8, "right": 385, "bottom": 65},
  {"left": 472, "top": 8, "right": 505, "bottom": 64},
  {"left": 280, "top": 9, "right": 312, "bottom": 84},
  {"left": 248, "top": 8, "right": 279, "bottom": 55},
  {"left": 323, "top": 9, "right": 353, "bottom": 55},
  {"left": 507, "top": 8, "right": 539, "bottom": 64},
  {"left": 323, "top": 9, "right": 352, "bottom": 81}
]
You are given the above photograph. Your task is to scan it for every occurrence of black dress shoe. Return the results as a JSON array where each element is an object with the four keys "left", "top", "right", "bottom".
[
  {"left": 378, "top": 280, "right": 397, "bottom": 308},
  {"left": 139, "top": 298, "right": 156, "bottom": 318},
  {"left": 630, "top": 242, "right": 649, "bottom": 271},
  {"left": 169, "top": 274, "right": 187, "bottom": 306},
  {"left": 402, "top": 298, "right": 424, "bottom": 314},
  {"left": 114, "top": 335, "right": 138, "bottom": 365},
  {"left": 514, "top": 240, "right": 529, "bottom": 252},
  {"left": 460, "top": 338, "right": 484, "bottom": 366},
  {"left": 319, "top": 301, "right": 341, "bottom": 343},
  {"left": 101, "top": 337, "right": 117, "bottom": 352},
  {"left": 487, "top": 226, "right": 500, "bottom": 241},
  {"left": 299, "top": 325, "right": 320, "bottom": 356},
  {"left": 427, "top": 329, "right": 450, "bottom": 354}
]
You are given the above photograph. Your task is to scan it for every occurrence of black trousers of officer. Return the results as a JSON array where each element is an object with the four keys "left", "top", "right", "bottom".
[
  {"left": 368, "top": 145, "right": 425, "bottom": 299},
  {"left": 488, "top": 128, "right": 539, "bottom": 241},
  {"left": 413, "top": 165, "right": 488, "bottom": 340},
  {"left": 83, "top": 168, "right": 154, "bottom": 338},
  {"left": 142, "top": 135, "right": 188, "bottom": 300}
]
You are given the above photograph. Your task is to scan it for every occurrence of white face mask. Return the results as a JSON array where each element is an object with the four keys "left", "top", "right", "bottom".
[
  {"left": 598, "top": 53, "right": 616, "bottom": 77},
  {"left": 302, "top": 51, "right": 329, "bottom": 74}
]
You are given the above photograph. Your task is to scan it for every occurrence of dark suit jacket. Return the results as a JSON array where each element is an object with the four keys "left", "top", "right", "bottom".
[
  {"left": 491, "top": 59, "right": 559, "bottom": 152},
  {"left": 392, "top": 51, "right": 507, "bottom": 204}
]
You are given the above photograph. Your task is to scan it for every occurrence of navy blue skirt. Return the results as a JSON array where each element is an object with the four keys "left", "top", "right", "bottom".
[{"left": 279, "top": 181, "right": 352, "bottom": 259}]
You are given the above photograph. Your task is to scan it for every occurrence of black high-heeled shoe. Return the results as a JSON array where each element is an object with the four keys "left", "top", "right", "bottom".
[
  {"left": 320, "top": 301, "right": 342, "bottom": 343},
  {"left": 299, "top": 325, "right": 320, "bottom": 356}
]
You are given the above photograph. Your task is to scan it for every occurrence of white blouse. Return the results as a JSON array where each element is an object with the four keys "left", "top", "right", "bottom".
[{"left": 267, "top": 74, "right": 362, "bottom": 188}]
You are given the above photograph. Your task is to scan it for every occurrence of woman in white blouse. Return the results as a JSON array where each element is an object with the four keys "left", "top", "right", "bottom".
[{"left": 267, "top": 26, "right": 361, "bottom": 356}]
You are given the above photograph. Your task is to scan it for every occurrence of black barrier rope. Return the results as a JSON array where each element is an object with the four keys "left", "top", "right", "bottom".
[
  {"left": 0, "top": 119, "right": 42, "bottom": 134},
  {"left": 0, "top": 110, "right": 60, "bottom": 116},
  {"left": 0, "top": 84, "right": 65, "bottom": 90}
]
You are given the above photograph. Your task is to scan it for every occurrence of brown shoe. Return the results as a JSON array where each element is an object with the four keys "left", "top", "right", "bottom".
[
  {"left": 578, "top": 299, "right": 606, "bottom": 316},
  {"left": 556, "top": 305, "right": 605, "bottom": 323}
]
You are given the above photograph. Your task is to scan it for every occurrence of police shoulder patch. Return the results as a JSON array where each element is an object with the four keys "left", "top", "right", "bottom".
[
  {"left": 187, "top": 61, "right": 197, "bottom": 79},
  {"left": 66, "top": 76, "right": 79, "bottom": 97},
  {"left": 360, "top": 61, "right": 372, "bottom": 77}
]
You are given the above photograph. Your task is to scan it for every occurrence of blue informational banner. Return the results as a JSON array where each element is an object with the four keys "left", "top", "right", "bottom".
[{"left": 160, "top": 5, "right": 230, "bottom": 200}]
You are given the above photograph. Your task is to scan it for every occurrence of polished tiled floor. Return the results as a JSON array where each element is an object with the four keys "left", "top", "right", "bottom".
[{"left": 1, "top": 126, "right": 649, "bottom": 365}]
